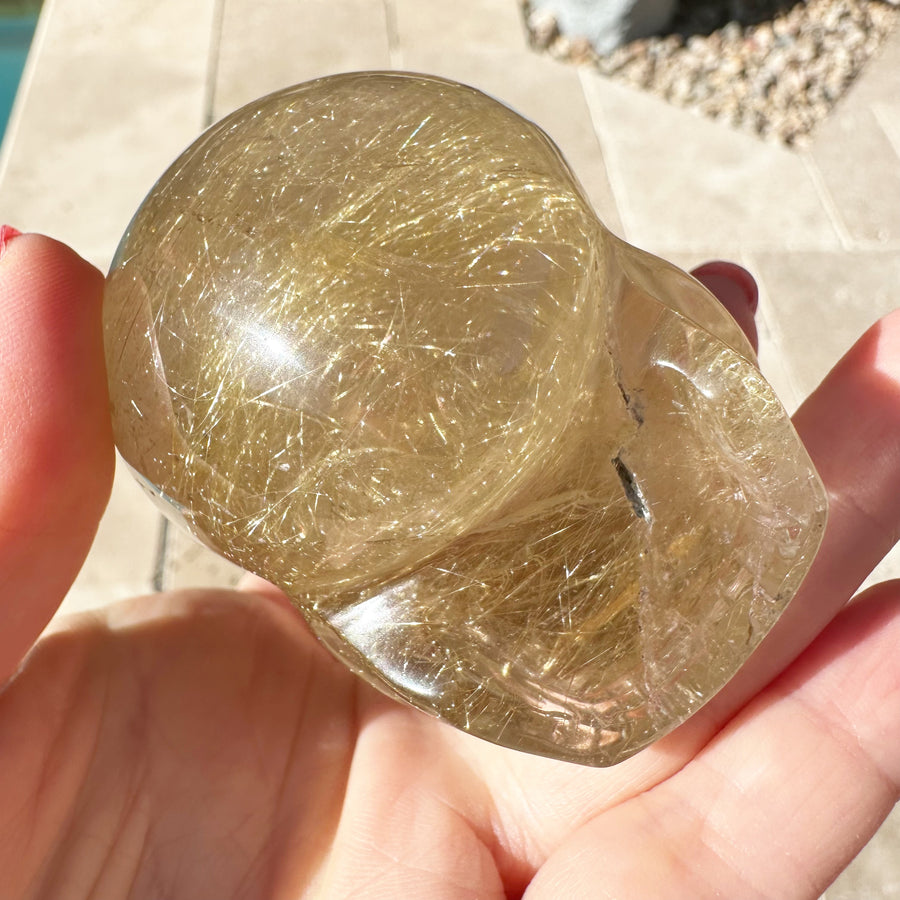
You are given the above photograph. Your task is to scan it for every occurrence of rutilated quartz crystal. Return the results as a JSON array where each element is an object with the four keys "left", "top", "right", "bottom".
[{"left": 103, "top": 72, "right": 827, "bottom": 766}]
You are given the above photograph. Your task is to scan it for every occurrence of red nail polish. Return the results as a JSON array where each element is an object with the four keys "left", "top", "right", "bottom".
[
  {"left": 692, "top": 260, "right": 759, "bottom": 313},
  {"left": 0, "top": 225, "right": 22, "bottom": 259}
]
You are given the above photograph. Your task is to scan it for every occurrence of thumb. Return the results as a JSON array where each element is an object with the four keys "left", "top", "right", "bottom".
[{"left": 0, "top": 232, "right": 113, "bottom": 684}]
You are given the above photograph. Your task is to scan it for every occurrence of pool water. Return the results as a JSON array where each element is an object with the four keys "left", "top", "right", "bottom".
[{"left": 0, "top": 13, "right": 39, "bottom": 136}]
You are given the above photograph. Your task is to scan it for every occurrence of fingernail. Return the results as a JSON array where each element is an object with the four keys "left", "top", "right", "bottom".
[
  {"left": 0, "top": 225, "right": 22, "bottom": 259},
  {"left": 693, "top": 261, "right": 759, "bottom": 313}
]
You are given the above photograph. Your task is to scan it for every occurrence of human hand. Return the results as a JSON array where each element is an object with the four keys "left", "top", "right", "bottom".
[{"left": 2, "top": 233, "right": 898, "bottom": 899}]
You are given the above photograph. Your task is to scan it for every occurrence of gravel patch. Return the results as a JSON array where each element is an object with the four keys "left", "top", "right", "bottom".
[{"left": 525, "top": 0, "right": 899, "bottom": 146}]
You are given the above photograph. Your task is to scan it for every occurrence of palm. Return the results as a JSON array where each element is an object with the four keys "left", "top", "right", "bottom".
[{"left": 2, "top": 236, "right": 899, "bottom": 899}]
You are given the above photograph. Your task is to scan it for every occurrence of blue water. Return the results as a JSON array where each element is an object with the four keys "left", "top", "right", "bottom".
[{"left": 0, "top": 15, "right": 39, "bottom": 136}]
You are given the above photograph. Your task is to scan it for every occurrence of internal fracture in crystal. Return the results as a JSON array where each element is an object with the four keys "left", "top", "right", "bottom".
[{"left": 103, "top": 72, "right": 828, "bottom": 766}]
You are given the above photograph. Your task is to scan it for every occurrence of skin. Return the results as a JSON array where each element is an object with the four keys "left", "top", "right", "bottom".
[{"left": 1, "top": 233, "right": 899, "bottom": 899}]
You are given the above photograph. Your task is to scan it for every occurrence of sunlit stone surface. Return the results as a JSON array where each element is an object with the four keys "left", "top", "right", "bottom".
[{"left": 103, "top": 72, "right": 827, "bottom": 766}]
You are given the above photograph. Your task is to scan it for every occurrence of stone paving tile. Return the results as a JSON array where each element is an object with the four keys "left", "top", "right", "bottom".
[
  {"left": 808, "top": 105, "right": 900, "bottom": 248},
  {"left": 875, "top": 102, "right": 900, "bottom": 161},
  {"left": 0, "top": 0, "right": 215, "bottom": 269},
  {"left": 213, "top": 0, "right": 392, "bottom": 120},
  {"left": 397, "top": 44, "right": 623, "bottom": 233},
  {"left": 805, "top": 28, "right": 900, "bottom": 249},
  {"left": 579, "top": 69, "right": 842, "bottom": 256},
  {"left": 391, "top": 0, "right": 528, "bottom": 56},
  {"left": 752, "top": 249, "right": 900, "bottom": 399}
]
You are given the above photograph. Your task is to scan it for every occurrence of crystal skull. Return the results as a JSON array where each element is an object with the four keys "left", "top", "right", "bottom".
[{"left": 103, "top": 71, "right": 827, "bottom": 765}]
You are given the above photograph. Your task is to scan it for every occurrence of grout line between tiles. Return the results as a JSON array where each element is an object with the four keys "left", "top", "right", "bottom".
[
  {"left": 742, "top": 249, "right": 805, "bottom": 413},
  {"left": 872, "top": 102, "right": 900, "bottom": 161},
  {"left": 152, "top": 517, "right": 170, "bottom": 592},
  {"left": 845, "top": 239, "right": 900, "bottom": 253},
  {"left": 576, "top": 66, "right": 634, "bottom": 240},
  {"left": 382, "top": 0, "right": 402, "bottom": 69},
  {"left": 202, "top": 0, "right": 227, "bottom": 127},
  {"left": 799, "top": 148, "right": 856, "bottom": 252}
]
